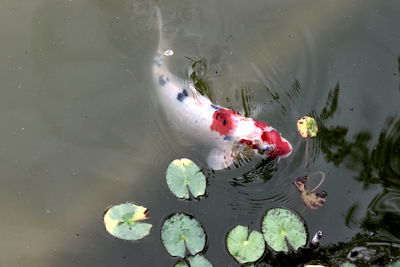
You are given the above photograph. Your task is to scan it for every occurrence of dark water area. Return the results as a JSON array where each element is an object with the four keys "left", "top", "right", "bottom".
[{"left": 0, "top": 0, "right": 399, "bottom": 266}]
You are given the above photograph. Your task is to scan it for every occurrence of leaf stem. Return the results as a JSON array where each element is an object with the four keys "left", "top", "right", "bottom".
[{"left": 308, "top": 171, "right": 326, "bottom": 192}]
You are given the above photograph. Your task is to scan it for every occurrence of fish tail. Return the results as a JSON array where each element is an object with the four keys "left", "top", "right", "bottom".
[{"left": 154, "top": 6, "right": 170, "bottom": 55}]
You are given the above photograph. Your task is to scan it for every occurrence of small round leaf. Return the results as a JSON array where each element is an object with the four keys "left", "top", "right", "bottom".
[
  {"left": 340, "top": 263, "right": 357, "bottom": 267},
  {"left": 161, "top": 213, "right": 206, "bottom": 257},
  {"left": 297, "top": 116, "right": 318, "bottom": 138},
  {"left": 187, "top": 254, "right": 213, "bottom": 267},
  {"left": 166, "top": 159, "right": 206, "bottom": 199},
  {"left": 174, "top": 260, "right": 189, "bottom": 267},
  {"left": 103, "top": 203, "right": 152, "bottom": 241},
  {"left": 262, "top": 207, "right": 307, "bottom": 252},
  {"left": 226, "top": 225, "right": 265, "bottom": 264}
]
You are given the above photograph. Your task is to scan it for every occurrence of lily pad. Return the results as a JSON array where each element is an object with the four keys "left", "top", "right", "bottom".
[
  {"left": 174, "top": 255, "right": 213, "bottom": 267},
  {"left": 293, "top": 176, "right": 327, "bottom": 210},
  {"left": 103, "top": 202, "right": 152, "bottom": 241},
  {"left": 187, "top": 254, "right": 213, "bottom": 267},
  {"left": 340, "top": 263, "right": 356, "bottom": 267},
  {"left": 174, "top": 260, "right": 189, "bottom": 267},
  {"left": 226, "top": 225, "right": 265, "bottom": 264},
  {"left": 388, "top": 261, "right": 400, "bottom": 267},
  {"left": 166, "top": 158, "right": 206, "bottom": 199},
  {"left": 161, "top": 213, "right": 206, "bottom": 257},
  {"left": 262, "top": 207, "right": 307, "bottom": 252},
  {"left": 297, "top": 116, "right": 318, "bottom": 138}
]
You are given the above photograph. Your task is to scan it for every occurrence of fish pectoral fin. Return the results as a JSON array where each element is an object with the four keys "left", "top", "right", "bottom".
[{"left": 207, "top": 148, "right": 235, "bottom": 170}]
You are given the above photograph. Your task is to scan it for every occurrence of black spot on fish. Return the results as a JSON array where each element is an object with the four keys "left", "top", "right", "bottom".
[
  {"left": 223, "top": 119, "right": 227, "bottom": 126},
  {"left": 159, "top": 75, "right": 167, "bottom": 86},
  {"left": 177, "top": 89, "right": 188, "bottom": 102},
  {"left": 211, "top": 104, "right": 220, "bottom": 110}
]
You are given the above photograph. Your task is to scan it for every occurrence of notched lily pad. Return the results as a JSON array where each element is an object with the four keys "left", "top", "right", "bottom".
[
  {"left": 174, "top": 260, "right": 189, "bottom": 267},
  {"left": 297, "top": 116, "right": 318, "bottom": 138},
  {"left": 161, "top": 213, "right": 206, "bottom": 258},
  {"left": 262, "top": 207, "right": 307, "bottom": 252},
  {"left": 175, "top": 255, "right": 213, "bottom": 267},
  {"left": 293, "top": 176, "right": 327, "bottom": 210},
  {"left": 187, "top": 254, "right": 213, "bottom": 267},
  {"left": 226, "top": 225, "right": 265, "bottom": 264},
  {"left": 103, "top": 202, "right": 152, "bottom": 241},
  {"left": 166, "top": 159, "right": 206, "bottom": 199}
]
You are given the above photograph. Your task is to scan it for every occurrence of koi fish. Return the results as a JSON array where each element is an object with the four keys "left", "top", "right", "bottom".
[{"left": 152, "top": 7, "right": 292, "bottom": 170}]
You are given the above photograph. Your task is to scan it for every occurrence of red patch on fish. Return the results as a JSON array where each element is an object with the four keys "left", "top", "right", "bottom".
[
  {"left": 261, "top": 129, "right": 291, "bottom": 157},
  {"left": 210, "top": 109, "right": 238, "bottom": 135},
  {"left": 254, "top": 120, "right": 270, "bottom": 129},
  {"left": 239, "top": 139, "right": 258, "bottom": 150}
]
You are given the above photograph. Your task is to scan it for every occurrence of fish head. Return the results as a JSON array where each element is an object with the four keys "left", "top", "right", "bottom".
[
  {"left": 259, "top": 129, "right": 292, "bottom": 159},
  {"left": 251, "top": 120, "right": 293, "bottom": 159}
]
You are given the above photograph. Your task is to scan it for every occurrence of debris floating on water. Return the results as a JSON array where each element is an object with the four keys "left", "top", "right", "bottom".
[
  {"left": 297, "top": 116, "right": 318, "bottom": 138},
  {"left": 163, "top": 49, "right": 174, "bottom": 56}
]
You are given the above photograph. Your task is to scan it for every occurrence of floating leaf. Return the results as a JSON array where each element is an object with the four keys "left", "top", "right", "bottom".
[
  {"left": 297, "top": 116, "right": 318, "bottom": 138},
  {"left": 187, "top": 254, "right": 213, "bottom": 267},
  {"left": 262, "top": 207, "right": 307, "bottom": 252},
  {"left": 293, "top": 176, "right": 327, "bottom": 210},
  {"left": 226, "top": 225, "right": 265, "bottom": 264},
  {"left": 387, "top": 261, "right": 400, "bottom": 267},
  {"left": 103, "top": 203, "right": 152, "bottom": 241},
  {"left": 166, "top": 159, "right": 206, "bottom": 199},
  {"left": 174, "top": 260, "right": 189, "bottom": 267},
  {"left": 161, "top": 213, "right": 206, "bottom": 257}
]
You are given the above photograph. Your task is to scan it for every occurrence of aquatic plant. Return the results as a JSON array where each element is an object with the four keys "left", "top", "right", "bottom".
[
  {"left": 226, "top": 225, "right": 265, "bottom": 264},
  {"left": 161, "top": 213, "right": 206, "bottom": 258},
  {"left": 262, "top": 207, "right": 308, "bottom": 252},
  {"left": 103, "top": 203, "right": 152, "bottom": 241},
  {"left": 293, "top": 174, "right": 327, "bottom": 210},
  {"left": 166, "top": 158, "right": 206, "bottom": 199},
  {"left": 297, "top": 116, "right": 318, "bottom": 138},
  {"left": 174, "top": 254, "right": 213, "bottom": 267}
]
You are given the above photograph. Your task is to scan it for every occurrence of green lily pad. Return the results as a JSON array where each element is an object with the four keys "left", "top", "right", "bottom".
[
  {"left": 262, "top": 207, "right": 307, "bottom": 252},
  {"left": 174, "top": 260, "right": 189, "bottom": 267},
  {"left": 103, "top": 202, "right": 152, "bottom": 241},
  {"left": 187, "top": 254, "right": 213, "bottom": 267},
  {"left": 166, "top": 158, "right": 206, "bottom": 199},
  {"left": 388, "top": 261, "right": 400, "bottom": 267},
  {"left": 340, "top": 263, "right": 357, "bottom": 267},
  {"left": 161, "top": 213, "right": 206, "bottom": 257},
  {"left": 226, "top": 225, "right": 265, "bottom": 264}
]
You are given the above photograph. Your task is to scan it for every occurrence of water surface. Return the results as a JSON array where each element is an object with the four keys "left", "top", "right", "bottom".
[{"left": 0, "top": 0, "right": 399, "bottom": 266}]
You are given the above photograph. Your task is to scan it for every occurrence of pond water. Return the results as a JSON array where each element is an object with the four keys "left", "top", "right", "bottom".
[{"left": 0, "top": 0, "right": 399, "bottom": 266}]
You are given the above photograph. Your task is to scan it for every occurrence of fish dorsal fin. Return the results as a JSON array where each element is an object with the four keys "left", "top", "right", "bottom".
[{"left": 188, "top": 83, "right": 212, "bottom": 105}]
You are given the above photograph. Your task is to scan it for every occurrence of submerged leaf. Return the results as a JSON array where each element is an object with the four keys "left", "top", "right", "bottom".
[
  {"left": 161, "top": 213, "right": 206, "bottom": 258},
  {"left": 187, "top": 254, "right": 213, "bottom": 267},
  {"left": 166, "top": 159, "right": 206, "bottom": 199},
  {"left": 103, "top": 203, "right": 152, "bottom": 241},
  {"left": 226, "top": 225, "right": 265, "bottom": 264},
  {"left": 297, "top": 116, "right": 318, "bottom": 138},
  {"left": 293, "top": 176, "right": 327, "bottom": 210},
  {"left": 262, "top": 207, "right": 307, "bottom": 252}
]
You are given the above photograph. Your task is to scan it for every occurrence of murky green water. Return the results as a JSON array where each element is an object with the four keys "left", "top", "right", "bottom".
[{"left": 0, "top": 0, "right": 399, "bottom": 266}]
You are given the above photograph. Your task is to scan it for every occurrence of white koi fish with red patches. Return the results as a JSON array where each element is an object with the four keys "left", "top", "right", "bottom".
[{"left": 153, "top": 7, "right": 292, "bottom": 170}]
